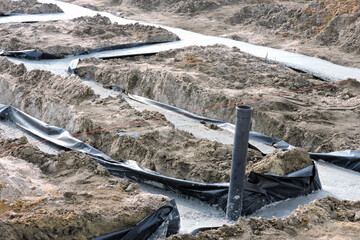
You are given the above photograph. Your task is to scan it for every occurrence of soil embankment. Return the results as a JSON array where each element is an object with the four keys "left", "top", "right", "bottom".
[
  {"left": 0, "top": 0, "right": 63, "bottom": 14},
  {"left": 0, "top": 137, "right": 168, "bottom": 239},
  {"left": 74, "top": 45, "right": 360, "bottom": 153},
  {"left": 0, "top": 14, "right": 178, "bottom": 58}
]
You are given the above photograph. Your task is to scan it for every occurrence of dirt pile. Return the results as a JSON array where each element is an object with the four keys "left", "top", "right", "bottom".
[
  {"left": 166, "top": 196, "right": 360, "bottom": 239},
  {"left": 123, "top": 0, "right": 230, "bottom": 14},
  {"left": 0, "top": 57, "right": 96, "bottom": 133},
  {"left": 247, "top": 148, "right": 313, "bottom": 176},
  {"left": 0, "top": 0, "right": 63, "bottom": 14},
  {"left": 227, "top": 1, "right": 360, "bottom": 55},
  {"left": 0, "top": 14, "right": 178, "bottom": 58},
  {"left": 74, "top": 45, "right": 360, "bottom": 152},
  {"left": 84, "top": 112, "right": 264, "bottom": 183},
  {"left": 0, "top": 137, "right": 168, "bottom": 240}
]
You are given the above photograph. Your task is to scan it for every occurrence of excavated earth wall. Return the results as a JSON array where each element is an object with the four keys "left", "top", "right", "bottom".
[
  {"left": 0, "top": 137, "right": 168, "bottom": 240},
  {"left": 1, "top": 0, "right": 360, "bottom": 239},
  {"left": 0, "top": 0, "right": 63, "bottom": 15},
  {"left": 0, "top": 15, "right": 178, "bottom": 58},
  {"left": 74, "top": 45, "right": 360, "bottom": 153}
]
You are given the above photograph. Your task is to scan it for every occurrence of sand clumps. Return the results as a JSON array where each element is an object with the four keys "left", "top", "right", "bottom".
[
  {"left": 0, "top": 137, "right": 168, "bottom": 239},
  {"left": 0, "top": 14, "right": 179, "bottom": 58},
  {"left": 124, "top": 0, "right": 226, "bottom": 14},
  {"left": 248, "top": 148, "right": 313, "bottom": 176},
  {"left": 166, "top": 196, "right": 360, "bottom": 240},
  {"left": 74, "top": 45, "right": 360, "bottom": 152},
  {"left": 227, "top": 1, "right": 360, "bottom": 55},
  {"left": 0, "top": 0, "right": 63, "bottom": 14}
]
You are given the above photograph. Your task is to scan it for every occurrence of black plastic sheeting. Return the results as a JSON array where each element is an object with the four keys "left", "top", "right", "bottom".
[
  {"left": 0, "top": 13, "right": 13, "bottom": 17},
  {"left": 69, "top": 60, "right": 360, "bottom": 170},
  {"left": 91, "top": 199, "right": 180, "bottom": 240},
  {"left": 118, "top": 91, "right": 360, "bottom": 172},
  {"left": 74, "top": 42, "right": 163, "bottom": 57},
  {"left": 68, "top": 54, "right": 359, "bottom": 168},
  {"left": 309, "top": 151, "right": 360, "bottom": 172},
  {"left": 0, "top": 104, "right": 322, "bottom": 216},
  {"left": 121, "top": 90, "right": 294, "bottom": 155},
  {"left": 0, "top": 49, "right": 59, "bottom": 60},
  {"left": 0, "top": 42, "right": 170, "bottom": 60}
]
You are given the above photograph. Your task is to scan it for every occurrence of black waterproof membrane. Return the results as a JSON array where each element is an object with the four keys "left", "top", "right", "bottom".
[
  {"left": 68, "top": 59, "right": 360, "bottom": 172},
  {"left": 0, "top": 105, "right": 322, "bottom": 217},
  {"left": 74, "top": 42, "right": 164, "bottom": 57},
  {"left": 0, "top": 49, "right": 59, "bottom": 60},
  {"left": 0, "top": 42, "right": 171, "bottom": 60},
  {"left": 119, "top": 92, "right": 360, "bottom": 172},
  {"left": 309, "top": 151, "right": 360, "bottom": 172},
  {"left": 124, "top": 93, "right": 294, "bottom": 155},
  {"left": 91, "top": 199, "right": 180, "bottom": 240},
  {"left": 0, "top": 13, "right": 13, "bottom": 17}
]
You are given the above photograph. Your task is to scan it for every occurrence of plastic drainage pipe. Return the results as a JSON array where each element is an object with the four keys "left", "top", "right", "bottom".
[{"left": 226, "top": 105, "right": 253, "bottom": 221}]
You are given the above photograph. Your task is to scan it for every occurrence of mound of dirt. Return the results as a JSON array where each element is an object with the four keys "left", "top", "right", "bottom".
[
  {"left": 123, "top": 0, "right": 228, "bottom": 14},
  {"left": 0, "top": 57, "right": 97, "bottom": 133},
  {"left": 87, "top": 117, "right": 264, "bottom": 183},
  {"left": 0, "top": 14, "right": 179, "bottom": 58},
  {"left": 0, "top": 137, "right": 168, "bottom": 240},
  {"left": 227, "top": 1, "right": 360, "bottom": 56},
  {"left": 74, "top": 45, "right": 360, "bottom": 152},
  {"left": 0, "top": 0, "right": 63, "bottom": 14},
  {"left": 247, "top": 148, "right": 313, "bottom": 176},
  {"left": 166, "top": 196, "right": 360, "bottom": 239}
]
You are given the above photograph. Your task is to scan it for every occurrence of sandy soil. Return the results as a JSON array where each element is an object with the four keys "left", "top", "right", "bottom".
[
  {"left": 166, "top": 196, "right": 360, "bottom": 240},
  {"left": 1, "top": 0, "right": 360, "bottom": 238},
  {"left": 0, "top": 0, "right": 63, "bottom": 14},
  {"left": 0, "top": 137, "right": 168, "bottom": 239},
  {"left": 74, "top": 45, "right": 360, "bottom": 153},
  {"left": 0, "top": 14, "right": 179, "bottom": 58},
  {"left": 61, "top": 0, "right": 360, "bottom": 68},
  {"left": 0, "top": 57, "right": 317, "bottom": 184}
]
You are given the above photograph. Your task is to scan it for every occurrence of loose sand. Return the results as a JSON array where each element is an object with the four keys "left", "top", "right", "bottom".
[{"left": 0, "top": 14, "right": 178, "bottom": 58}]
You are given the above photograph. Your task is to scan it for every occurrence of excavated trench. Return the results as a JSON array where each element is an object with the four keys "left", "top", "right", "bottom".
[
  {"left": 0, "top": 56, "right": 315, "bottom": 184},
  {"left": 1, "top": 0, "right": 360, "bottom": 238},
  {"left": 74, "top": 45, "right": 360, "bottom": 153},
  {"left": 0, "top": 56, "right": 322, "bottom": 237}
]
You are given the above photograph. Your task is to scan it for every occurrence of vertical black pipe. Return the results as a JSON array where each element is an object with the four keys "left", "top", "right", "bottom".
[{"left": 226, "top": 105, "right": 253, "bottom": 221}]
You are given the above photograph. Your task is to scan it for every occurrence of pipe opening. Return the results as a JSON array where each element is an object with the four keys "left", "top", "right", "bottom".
[{"left": 236, "top": 105, "right": 253, "bottom": 111}]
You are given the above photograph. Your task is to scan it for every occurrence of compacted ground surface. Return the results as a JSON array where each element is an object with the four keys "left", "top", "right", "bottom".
[
  {"left": 0, "top": 14, "right": 178, "bottom": 58},
  {"left": 62, "top": 0, "right": 360, "bottom": 67},
  {"left": 0, "top": 0, "right": 63, "bottom": 15}
]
